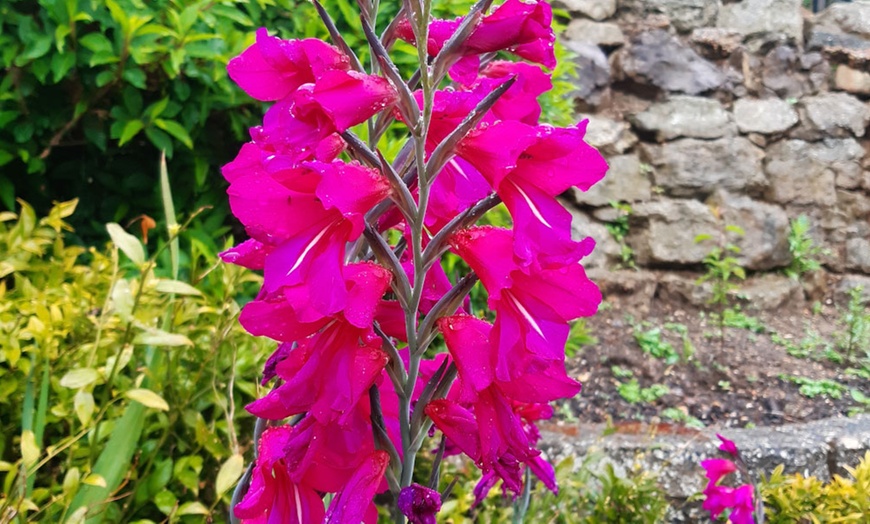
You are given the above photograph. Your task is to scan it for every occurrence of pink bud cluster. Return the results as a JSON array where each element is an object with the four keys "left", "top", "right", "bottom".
[{"left": 221, "top": 1, "right": 608, "bottom": 521}]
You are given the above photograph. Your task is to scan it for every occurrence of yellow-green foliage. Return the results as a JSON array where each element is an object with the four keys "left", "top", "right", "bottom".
[
  {"left": 0, "top": 200, "right": 273, "bottom": 523},
  {"left": 761, "top": 451, "right": 870, "bottom": 523}
]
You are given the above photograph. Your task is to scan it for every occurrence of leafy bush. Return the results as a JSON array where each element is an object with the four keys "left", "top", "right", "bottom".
[
  {"left": 1, "top": 0, "right": 579, "bottom": 247},
  {"left": 0, "top": 0, "right": 348, "bottom": 244},
  {"left": 0, "top": 198, "right": 272, "bottom": 522},
  {"left": 761, "top": 451, "right": 870, "bottom": 522}
]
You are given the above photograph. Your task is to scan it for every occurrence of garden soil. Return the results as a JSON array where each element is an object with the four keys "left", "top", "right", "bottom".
[{"left": 561, "top": 271, "right": 870, "bottom": 431}]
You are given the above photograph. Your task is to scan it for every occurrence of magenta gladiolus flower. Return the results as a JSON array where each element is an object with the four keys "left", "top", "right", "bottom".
[
  {"left": 398, "top": 484, "right": 442, "bottom": 524},
  {"left": 701, "top": 444, "right": 757, "bottom": 524},
  {"left": 233, "top": 426, "right": 326, "bottom": 524},
  {"left": 457, "top": 121, "right": 607, "bottom": 266},
  {"left": 228, "top": 28, "right": 350, "bottom": 101},
  {"left": 396, "top": 0, "right": 555, "bottom": 83},
  {"left": 450, "top": 227, "right": 600, "bottom": 380}
]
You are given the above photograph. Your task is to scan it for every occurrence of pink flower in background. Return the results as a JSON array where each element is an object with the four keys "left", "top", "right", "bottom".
[
  {"left": 718, "top": 434, "right": 740, "bottom": 458},
  {"left": 701, "top": 440, "right": 757, "bottom": 524}
]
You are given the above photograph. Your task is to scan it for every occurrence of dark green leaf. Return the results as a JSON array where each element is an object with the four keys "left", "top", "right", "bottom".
[
  {"left": 145, "top": 127, "right": 174, "bottom": 158},
  {"left": 122, "top": 67, "right": 147, "bottom": 89}
]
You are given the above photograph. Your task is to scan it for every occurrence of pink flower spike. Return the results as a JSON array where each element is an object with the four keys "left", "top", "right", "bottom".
[
  {"left": 702, "top": 484, "right": 735, "bottom": 521},
  {"left": 324, "top": 451, "right": 390, "bottom": 523},
  {"left": 717, "top": 434, "right": 740, "bottom": 458},
  {"left": 398, "top": 484, "right": 442, "bottom": 524},
  {"left": 228, "top": 28, "right": 349, "bottom": 101},
  {"left": 701, "top": 458, "right": 738, "bottom": 486}
]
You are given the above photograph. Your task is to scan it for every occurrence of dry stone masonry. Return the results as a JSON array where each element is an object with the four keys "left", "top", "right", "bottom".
[{"left": 559, "top": 0, "right": 870, "bottom": 291}]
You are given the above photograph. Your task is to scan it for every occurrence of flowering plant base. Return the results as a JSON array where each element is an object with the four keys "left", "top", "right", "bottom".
[{"left": 221, "top": 0, "right": 607, "bottom": 521}]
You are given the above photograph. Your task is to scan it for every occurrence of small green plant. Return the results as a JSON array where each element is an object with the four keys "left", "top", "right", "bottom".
[
  {"left": 660, "top": 407, "right": 704, "bottom": 429},
  {"left": 611, "top": 365, "right": 634, "bottom": 379},
  {"left": 781, "top": 376, "right": 846, "bottom": 399},
  {"left": 618, "top": 380, "right": 670, "bottom": 404},
  {"left": 696, "top": 225, "right": 747, "bottom": 343},
  {"left": 722, "top": 307, "right": 766, "bottom": 333},
  {"left": 663, "top": 322, "right": 695, "bottom": 361},
  {"left": 565, "top": 319, "right": 598, "bottom": 358},
  {"left": 836, "top": 286, "right": 869, "bottom": 364},
  {"left": 633, "top": 327, "right": 680, "bottom": 365},
  {"left": 784, "top": 215, "right": 825, "bottom": 279},
  {"left": 604, "top": 201, "right": 635, "bottom": 268}
]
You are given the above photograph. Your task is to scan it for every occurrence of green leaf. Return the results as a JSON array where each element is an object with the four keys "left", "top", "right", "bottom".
[
  {"left": 122, "top": 67, "right": 147, "bottom": 89},
  {"left": 0, "top": 175, "right": 14, "bottom": 210},
  {"left": 154, "top": 119, "right": 192, "bottom": 149},
  {"left": 133, "top": 328, "right": 193, "bottom": 347},
  {"left": 154, "top": 490, "right": 177, "bottom": 515},
  {"left": 79, "top": 33, "right": 113, "bottom": 54},
  {"left": 59, "top": 368, "right": 99, "bottom": 389},
  {"left": 118, "top": 119, "right": 144, "bottom": 146},
  {"left": 64, "top": 507, "right": 88, "bottom": 524},
  {"left": 50, "top": 52, "right": 76, "bottom": 83},
  {"left": 21, "top": 430, "right": 39, "bottom": 467},
  {"left": 73, "top": 391, "right": 95, "bottom": 425},
  {"left": 95, "top": 70, "right": 115, "bottom": 87},
  {"left": 125, "top": 389, "right": 169, "bottom": 411},
  {"left": 154, "top": 279, "right": 201, "bottom": 296},
  {"left": 144, "top": 128, "right": 173, "bottom": 159},
  {"left": 81, "top": 473, "right": 107, "bottom": 487},
  {"left": 215, "top": 454, "right": 244, "bottom": 495},
  {"left": 177, "top": 502, "right": 209, "bottom": 516},
  {"left": 106, "top": 223, "right": 145, "bottom": 264},
  {"left": 144, "top": 98, "right": 169, "bottom": 121}
]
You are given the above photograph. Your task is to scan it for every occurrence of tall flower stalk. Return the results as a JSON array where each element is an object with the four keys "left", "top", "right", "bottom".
[{"left": 222, "top": 0, "right": 608, "bottom": 522}]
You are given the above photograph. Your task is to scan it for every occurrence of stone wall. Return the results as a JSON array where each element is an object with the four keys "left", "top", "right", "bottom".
[{"left": 559, "top": 0, "right": 870, "bottom": 290}]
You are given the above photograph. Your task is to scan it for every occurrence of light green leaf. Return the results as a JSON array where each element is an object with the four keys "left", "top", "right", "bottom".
[
  {"left": 74, "top": 390, "right": 95, "bottom": 425},
  {"left": 154, "top": 279, "right": 201, "bottom": 296},
  {"left": 60, "top": 368, "right": 99, "bottom": 389},
  {"left": 63, "top": 467, "right": 81, "bottom": 496},
  {"left": 64, "top": 507, "right": 88, "bottom": 524},
  {"left": 154, "top": 119, "right": 193, "bottom": 149},
  {"left": 106, "top": 222, "right": 145, "bottom": 265},
  {"left": 110, "top": 279, "right": 134, "bottom": 321},
  {"left": 82, "top": 473, "right": 107, "bottom": 487},
  {"left": 133, "top": 329, "right": 193, "bottom": 347},
  {"left": 118, "top": 119, "right": 144, "bottom": 146},
  {"left": 125, "top": 388, "right": 169, "bottom": 411},
  {"left": 215, "top": 454, "right": 244, "bottom": 495},
  {"left": 177, "top": 502, "right": 209, "bottom": 516},
  {"left": 21, "top": 430, "right": 39, "bottom": 467}
]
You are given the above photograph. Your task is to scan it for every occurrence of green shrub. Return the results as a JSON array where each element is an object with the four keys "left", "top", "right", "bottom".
[
  {"left": 0, "top": 199, "right": 272, "bottom": 523},
  {"left": 761, "top": 451, "right": 870, "bottom": 522}
]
